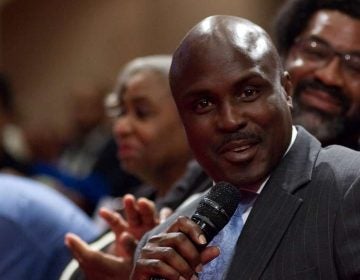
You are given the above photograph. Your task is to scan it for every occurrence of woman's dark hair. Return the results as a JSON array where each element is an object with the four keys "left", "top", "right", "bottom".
[{"left": 273, "top": 0, "right": 360, "bottom": 56}]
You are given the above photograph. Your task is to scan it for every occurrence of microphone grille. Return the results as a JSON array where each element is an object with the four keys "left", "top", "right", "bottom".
[{"left": 196, "top": 181, "right": 240, "bottom": 233}]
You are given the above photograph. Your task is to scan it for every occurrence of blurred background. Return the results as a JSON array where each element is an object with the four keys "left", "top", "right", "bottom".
[{"left": 0, "top": 0, "right": 284, "bottom": 135}]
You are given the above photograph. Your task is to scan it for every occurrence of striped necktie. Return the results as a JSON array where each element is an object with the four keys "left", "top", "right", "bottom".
[{"left": 199, "top": 194, "right": 256, "bottom": 280}]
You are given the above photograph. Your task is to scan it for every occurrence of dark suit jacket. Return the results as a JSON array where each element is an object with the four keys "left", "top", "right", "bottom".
[{"left": 136, "top": 127, "right": 360, "bottom": 279}]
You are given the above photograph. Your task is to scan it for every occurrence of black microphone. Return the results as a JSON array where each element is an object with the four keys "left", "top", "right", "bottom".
[
  {"left": 191, "top": 181, "right": 241, "bottom": 242},
  {"left": 151, "top": 181, "right": 241, "bottom": 280}
]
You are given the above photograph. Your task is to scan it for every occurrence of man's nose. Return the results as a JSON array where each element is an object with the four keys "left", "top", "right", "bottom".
[
  {"left": 216, "top": 102, "right": 246, "bottom": 132},
  {"left": 313, "top": 56, "right": 345, "bottom": 88}
]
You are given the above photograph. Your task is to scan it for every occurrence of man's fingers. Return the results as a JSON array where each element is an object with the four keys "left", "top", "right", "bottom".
[
  {"left": 134, "top": 238, "right": 220, "bottom": 278},
  {"left": 132, "top": 258, "right": 185, "bottom": 280},
  {"left": 201, "top": 246, "right": 220, "bottom": 266},
  {"left": 140, "top": 245, "right": 196, "bottom": 280},
  {"left": 167, "top": 216, "right": 207, "bottom": 247},
  {"left": 146, "top": 231, "right": 202, "bottom": 272}
]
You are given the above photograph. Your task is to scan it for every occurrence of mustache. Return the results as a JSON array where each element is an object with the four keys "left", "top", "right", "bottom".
[
  {"left": 217, "top": 130, "right": 262, "bottom": 150},
  {"left": 294, "top": 79, "right": 350, "bottom": 113}
]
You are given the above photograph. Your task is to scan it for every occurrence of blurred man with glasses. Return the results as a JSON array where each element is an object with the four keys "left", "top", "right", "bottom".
[{"left": 274, "top": 0, "right": 360, "bottom": 149}]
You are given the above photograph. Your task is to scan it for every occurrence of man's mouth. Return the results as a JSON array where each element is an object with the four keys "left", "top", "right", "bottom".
[
  {"left": 218, "top": 139, "right": 259, "bottom": 163},
  {"left": 295, "top": 79, "right": 349, "bottom": 117},
  {"left": 300, "top": 89, "right": 343, "bottom": 116},
  {"left": 233, "top": 144, "right": 252, "bottom": 152}
]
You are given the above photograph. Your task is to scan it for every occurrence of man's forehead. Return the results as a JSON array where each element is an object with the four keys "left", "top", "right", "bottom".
[
  {"left": 301, "top": 10, "right": 360, "bottom": 50},
  {"left": 187, "top": 16, "right": 271, "bottom": 56},
  {"left": 173, "top": 16, "right": 277, "bottom": 73},
  {"left": 170, "top": 16, "right": 281, "bottom": 94}
]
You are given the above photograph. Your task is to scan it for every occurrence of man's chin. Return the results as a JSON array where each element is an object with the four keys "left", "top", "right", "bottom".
[{"left": 292, "top": 110, "right": 344, "bottom": 145}]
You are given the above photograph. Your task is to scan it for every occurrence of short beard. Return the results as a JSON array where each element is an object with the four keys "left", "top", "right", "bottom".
[{"left": 292, "top": 98, "right": 345, "bottom": 145}]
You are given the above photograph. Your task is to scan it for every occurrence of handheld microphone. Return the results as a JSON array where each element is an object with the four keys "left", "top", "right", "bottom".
[
  {"left": 191, "top": 181, "right": 241, "bottom": 242},
  {"left": 151, "top": 181, "right": 241, "bottom": 280}
]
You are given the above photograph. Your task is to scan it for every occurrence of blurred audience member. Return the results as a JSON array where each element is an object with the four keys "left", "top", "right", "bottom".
[
  {"left": 57, "top": 84, "right": 141, "bottom": 212},
  {"left": 0, "top": 73, "right": 138, "bottom": 217},
  {"left": 24, "top": 121, "right": 66, "bottom": 165},
  {"left": 0, "top": 173, "right": 100, "bottom": 280},
  {"left": 0, "top": 74, "right": 30, "bottom": 162},
  {"left": 0, "top": 74, "right": 32, "bottom": 175},
  {"left": 61, "top": 55, "right": 212, "bottom": 279},
  {"left": 110, "top": 55, "right": 194, "bottom": 202},
  {"left": 273, "top": 0, "right": 360, "bottom": 149},
  {"left": 59, "top": 84, "right": 111, "bottom": 178}
]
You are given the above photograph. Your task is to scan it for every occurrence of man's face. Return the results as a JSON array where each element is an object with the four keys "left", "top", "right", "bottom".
[
  {"left": 172, "top": 37, "right": 293, "bottom": 190},
  {"left": 285, "top": 10, "right": 360, "bottom": 144}
]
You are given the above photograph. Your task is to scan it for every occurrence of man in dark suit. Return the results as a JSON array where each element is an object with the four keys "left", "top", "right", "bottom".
[{"left": 132, "top": 15, "right": 360, "bottom": 279}]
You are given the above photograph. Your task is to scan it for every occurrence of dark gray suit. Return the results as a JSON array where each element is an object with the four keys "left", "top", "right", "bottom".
[{"left": 136, "top": 127, "right": 360, "bottom": 279}]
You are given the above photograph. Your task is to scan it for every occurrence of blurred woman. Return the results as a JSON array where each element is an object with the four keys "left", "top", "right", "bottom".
[{"left": 111, "top": 55, "right": 192, "bottom": 201}]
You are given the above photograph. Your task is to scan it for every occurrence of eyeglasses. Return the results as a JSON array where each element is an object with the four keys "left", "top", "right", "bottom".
[
  {"left": 104, "top": 91, "right": 122, "bottom": 119},
  {"left": 293, "top": 36, "right": 360, "bottom": 77}
]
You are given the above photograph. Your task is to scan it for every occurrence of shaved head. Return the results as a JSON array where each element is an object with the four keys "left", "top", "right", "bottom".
[
  {"left": 170, "top": 15, "right": 283, "bottom": 96},
  {"left": 167, "top": 15, "right": 293, "bottom": 189}
]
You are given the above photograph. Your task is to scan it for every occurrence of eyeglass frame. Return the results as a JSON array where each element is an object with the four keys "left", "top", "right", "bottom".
[{"left": 291, "top": 35, "right": 360, "bottom": 78}]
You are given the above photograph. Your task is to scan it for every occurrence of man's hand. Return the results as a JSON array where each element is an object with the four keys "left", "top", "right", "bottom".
[
  {"left": 131, "top": 216, "right": 220, "bottom": 280},
  {"left": 65, "top": 233, "right": 133, "bottom": 280}
]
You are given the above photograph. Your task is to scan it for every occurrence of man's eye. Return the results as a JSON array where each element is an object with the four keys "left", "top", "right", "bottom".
[
  {"left": 193, "top": 98, "right": 213, "bottom": 113},
  {"left": 301, "top": 41, "right": 330, "bottom": 60},
  {"left": 197, "top": 99, "right": 210, "bottom": 108},
  {"left": 240, "top": 87, "right": 260, "bottom": 100}
]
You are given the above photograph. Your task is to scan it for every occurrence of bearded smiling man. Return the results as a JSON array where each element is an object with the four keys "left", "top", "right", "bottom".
[{"left": 274, "top": 0, "right": 360, "bottom": 149}]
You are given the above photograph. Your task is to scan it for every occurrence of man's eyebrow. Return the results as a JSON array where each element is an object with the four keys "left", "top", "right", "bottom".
[
  {"left": 181, "top": 89, "right": 212, "bottom": 100},
  {"left": 305, "top": 35, "right": 330, "bottom": 45},
  {"left": 231, "top": 70, "right": 272, "bottom": 87},
  {"left": 178, "top": 69, "right": 270, "bottom": 99},
  {"left": 305, "top": 35, "right": 360, "bottom": 54}
]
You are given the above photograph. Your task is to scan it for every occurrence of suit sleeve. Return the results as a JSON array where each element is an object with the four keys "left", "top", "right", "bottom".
[{"left": 334, "top": 176, "right": 360, "bottom": 279}]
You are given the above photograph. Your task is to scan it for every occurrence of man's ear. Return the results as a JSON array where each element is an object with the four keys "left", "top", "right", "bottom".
[{"left": 281, "top": 71, "right": 293, "bottom": 109}]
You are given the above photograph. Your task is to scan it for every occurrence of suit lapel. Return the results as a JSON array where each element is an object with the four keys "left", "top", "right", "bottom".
[{"left": 225, "top": 127, "right": 322, "bottom": 280}]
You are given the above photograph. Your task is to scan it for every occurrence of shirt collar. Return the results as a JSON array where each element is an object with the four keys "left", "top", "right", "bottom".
[{"left": 256, "top": 125, "right": 297, "bottom": 194}]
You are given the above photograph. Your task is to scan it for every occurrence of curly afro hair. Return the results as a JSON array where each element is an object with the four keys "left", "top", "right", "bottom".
[{"left": 273, "top": 0, "right": 360, "bottom": 56}]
